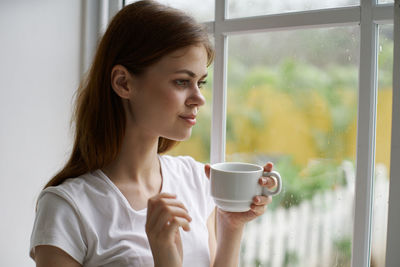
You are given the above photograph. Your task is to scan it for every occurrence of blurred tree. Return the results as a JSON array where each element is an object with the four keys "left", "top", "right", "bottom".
[{"left": 167, "top": 21, "right": 393, "bottom": 206}]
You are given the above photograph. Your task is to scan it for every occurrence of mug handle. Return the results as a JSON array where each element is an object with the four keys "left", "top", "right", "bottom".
[{"left": 261, "top": 171, "right": 282, "bottom": 196}]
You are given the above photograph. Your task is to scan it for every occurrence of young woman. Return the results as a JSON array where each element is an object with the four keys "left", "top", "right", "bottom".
[{"left": 30, "top": 1, "right": 277, "bottom": 266}]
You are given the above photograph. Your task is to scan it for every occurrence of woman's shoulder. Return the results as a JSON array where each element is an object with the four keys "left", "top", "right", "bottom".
[
  {"left": 159, "top": 155, "right": 214, "bottom": 218},
  {"left": 160, "top": 154, "right": 204, "bottom": 169},
  {"left": 38, "top": 171, "right": 110, "bottom": 210},
  {"left": 160, "top": 154, "right": 206, "bottom": 178},
  {"left": 160, "top": 154, "right": 207, "bottom": 186}
]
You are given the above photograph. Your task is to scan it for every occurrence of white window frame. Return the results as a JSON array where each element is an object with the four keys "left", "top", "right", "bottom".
[
  {"left": 91, "top": 0, "right": 400, "bottom": 265},
  {"left": 209, "top": 1, "right": 399, "bottom": 266},
  {"left": 80, "top": 0, "right": 123, "bottom": 75},
  {"left": 386, "top": 1, "right": 400, "bottom": 266}
]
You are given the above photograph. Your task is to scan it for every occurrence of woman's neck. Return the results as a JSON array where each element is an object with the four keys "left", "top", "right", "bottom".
[{"left": 102, "top": 128, "right": 162, "bottom": 192}]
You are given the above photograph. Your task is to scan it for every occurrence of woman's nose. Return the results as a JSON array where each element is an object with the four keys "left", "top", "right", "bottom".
[{"left": 186, "top": 87, "right": 205, "bottom": 107}]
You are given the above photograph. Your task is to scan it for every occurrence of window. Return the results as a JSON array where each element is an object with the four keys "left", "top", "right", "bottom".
[
  {"left": 125, "top": 0, "right": 215, "bottom": 22},
  {"left": 371, "top": 24, "right": 393, "bottom": 267},
  {"left": 120, "top": 1, "right": 399, "bottom": 266},
  {"left": 228, "top": 0, "right": 360, "bottom": 19},
  {"left": 379, "top": 0, "right": 394, "bottom": 3},
  {"left": 227, "top": 27, "right": 359, "bottom": 266}
]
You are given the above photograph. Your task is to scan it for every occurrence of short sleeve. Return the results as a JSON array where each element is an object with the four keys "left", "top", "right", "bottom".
[{"left": 30, "top": 190, "right": 87, "bottom": 264}]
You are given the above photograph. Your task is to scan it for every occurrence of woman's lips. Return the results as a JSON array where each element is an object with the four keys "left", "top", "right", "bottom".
[{"left": 179, "top": 115, "right": 197, "bottom": 125}]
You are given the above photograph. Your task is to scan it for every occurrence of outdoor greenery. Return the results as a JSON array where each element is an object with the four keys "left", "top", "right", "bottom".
[
  {"left": 168, "top": 26, "right": 393, "bottom": 211},
  {"left": 163, "top": 3, "right": 394, "bottom": 267},
  {"left": 332, "top": 236, "right": 352, "bottom": 266}
]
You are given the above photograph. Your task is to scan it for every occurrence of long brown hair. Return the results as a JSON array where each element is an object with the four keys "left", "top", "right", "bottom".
[{"left": 44, "top": 0, "right": 214, "bottom": 189}]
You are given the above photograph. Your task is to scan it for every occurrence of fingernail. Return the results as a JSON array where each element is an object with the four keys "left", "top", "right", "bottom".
[{"left": 254, "top": 196, "right": 260, "bottom": 203}]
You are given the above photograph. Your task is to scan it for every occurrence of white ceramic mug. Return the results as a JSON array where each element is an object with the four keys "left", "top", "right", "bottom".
[{"left": 210, "top": 162, "right": 282, "bottom": 212}]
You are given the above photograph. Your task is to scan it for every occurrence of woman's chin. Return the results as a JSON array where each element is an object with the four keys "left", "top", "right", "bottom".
[
  {"left": 176, "top": 134, "right": 192, "bottom": 142},
  {"left": 166, "top": 130, "right": 192, "bottom": 142}
]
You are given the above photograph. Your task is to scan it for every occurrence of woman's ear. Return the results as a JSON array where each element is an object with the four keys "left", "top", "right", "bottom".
[{"left": 111, "top": 65, "right": 134, "bottom": 99}]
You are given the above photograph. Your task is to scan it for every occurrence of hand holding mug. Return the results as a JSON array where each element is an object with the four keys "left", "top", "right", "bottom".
[
  {"left": 209, "top": 162, "right": 282, "bottom": 212},
  {"left": 205, "top": 162, "right": 282, "bottom": 230}
]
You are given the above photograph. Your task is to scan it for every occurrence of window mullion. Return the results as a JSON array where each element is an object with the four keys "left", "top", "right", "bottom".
[
  {"left": 219, "top": 6, "right": 360, "bottom": 35},
  {"left": 352, "top": 1, "right": 378, "bottom": 266},
  {"left": 81, "top": 0, "right": 102, "bottom": 76},
  {"left": 385, "top": 0, "right": 400, "bottom": 265},
  {"left": 373, "top": 3, "right": 395, "bottom": 24},
  {"left": 210, "top": 0, "right": 228, "bottom": 164},
  {"left": 108, "top": 0, "right": 123, "bottom": 23}
]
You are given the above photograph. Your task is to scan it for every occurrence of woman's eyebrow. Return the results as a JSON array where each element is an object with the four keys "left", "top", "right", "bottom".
[{"left": 174, "top": 69, "right": 208, "bottom": 79}]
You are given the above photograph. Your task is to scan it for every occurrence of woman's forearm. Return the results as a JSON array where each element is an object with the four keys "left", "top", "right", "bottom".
[{"left": 213, "top": 218, "right": 244, "bottom": 267}]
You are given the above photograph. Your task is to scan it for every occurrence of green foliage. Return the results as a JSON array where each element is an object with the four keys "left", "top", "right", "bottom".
[
  {"left": 378, "top": 37, "right": 394, "bottom": 89},
  {"left": 225, "top": 51, "right": 360, "bottom": 208},
  {"left": 238, "top": 66, "right": 279, "bottom": 95},
  {"left": 272, "top": 157, "right": 347, "bottom": 210},
  {"left": 181, "top": 26, "right": 393, "bottom": 204},
  {"left": 332, "top": 236, "right": 352, "bottom": 266},
  {"left": 283, "top": 250, "right": 300, "bottom": 267},
  {"left": 253, "top": 258, "right": 262, "bottom": 267}
]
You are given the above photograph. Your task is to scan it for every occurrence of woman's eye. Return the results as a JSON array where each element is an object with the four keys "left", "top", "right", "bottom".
[
  {"left": 198, "top": 80, "right": 207, "bottom": 89},
  {"left": 174, "top": 79, "right": 207, "bottom": 89},
  {"left": 175, "top": 80, "right": 189, "bottom": 87}
]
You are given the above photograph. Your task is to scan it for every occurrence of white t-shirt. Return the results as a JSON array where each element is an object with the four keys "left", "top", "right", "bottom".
[{"left": 30, "top": 155, "right": 215, "bottom": 267}]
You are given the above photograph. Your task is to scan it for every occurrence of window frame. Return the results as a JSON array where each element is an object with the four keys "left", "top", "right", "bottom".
[
  {"left": 207, "top": 1, "right": 398, "bottom": 266},
  {"left": 386, "top": 1, "right": 400, "bottom": 266},
  {"left": 105, "top": 0, "right": 399, "bottom": 265}
]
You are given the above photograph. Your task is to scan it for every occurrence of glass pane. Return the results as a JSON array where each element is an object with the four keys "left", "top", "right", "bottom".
[
  {"left": 378, "top": 0, "right": 394, "bottom": 4},
  {"left": 227, "top": 27, "right": 359, "bottom": 267},
  {"left": 125, "top": 0, "right": 214, "bottom": 22},
  {"left": 371, "top": 24, "right": 393, "bottom": 267},
  {"left": 228, "top": 0, "right": 359, "bottom": 19}
]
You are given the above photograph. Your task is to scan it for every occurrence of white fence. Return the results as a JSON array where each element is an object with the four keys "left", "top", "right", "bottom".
[{"left": 240, "top": 162, "right": 389, "bottom": 267}]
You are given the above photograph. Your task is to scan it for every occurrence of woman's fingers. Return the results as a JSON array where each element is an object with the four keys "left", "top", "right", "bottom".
[
  {"left": 250, "top": 195, "right": 271, "bottom": 216},
  {"left": 148, "top": 194, "right": 188, "bottom": 216},
  {"left": 151, "top": 196, "right": 189, "bottom": 213},
  {"left": 259, "top": 176, "right": 277, "bottom": 189},
  {"left": 261, "top": 162, "right": 277, "bottom": 189},
  {"left": 250, "top": 203, "right": 268, "bottom": 216},
  {"left": 153, "top": 205, "right": 192, "bottom": 232},
  {"left": 263, "top": 162, "right": 273, "bottom": 172},
  {"left": 252, "top": 195, "right": 272, "bottom": 206},
  {"left": 204, "top": 164, "right": 211, "bottom": 179},
  {"left": 146, "top": 193, "right": 191, "bottom": 235},
  {"left": 167, "top": 216, "right": 192, "bottom": 232}
]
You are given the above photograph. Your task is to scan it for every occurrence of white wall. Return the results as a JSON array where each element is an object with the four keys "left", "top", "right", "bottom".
[{"left": 0, "top": 0, "right": 81, "bottom": 266}]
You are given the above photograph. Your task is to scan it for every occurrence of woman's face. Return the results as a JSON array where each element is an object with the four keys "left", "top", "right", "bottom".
[{"left": 127, "top": 45, "right": 208, "bottom": 141}]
